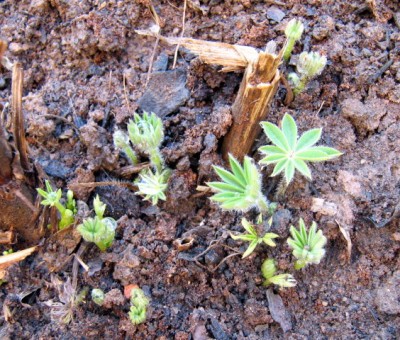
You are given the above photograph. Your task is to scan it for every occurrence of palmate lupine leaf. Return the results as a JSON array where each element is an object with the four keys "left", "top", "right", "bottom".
[
  {"left": 287, "top": 218, "right": 327, "bottom": 270},
  {"left": 230, "top": 218, "right": 279, "bottom": 258},
  {"left": 259, "top": 114, "right": 342, "bottom": 185},
  {"left": 207, "top": 154, "right": 270, "bottom": 212}
]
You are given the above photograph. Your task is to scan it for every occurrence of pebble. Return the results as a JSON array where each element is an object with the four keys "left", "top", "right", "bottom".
[{"left": 267, "top": 7, "right": 285, "bottom": 22}]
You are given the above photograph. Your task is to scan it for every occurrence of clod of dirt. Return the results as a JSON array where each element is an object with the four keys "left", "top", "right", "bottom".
[
  {"left": 374, "top": 271, "right": 400, "bottom": 315},
  {"left": 37, "top": 157, "right": 72, "bottom": 179},
  {"left": 312, "top": 15, "right": 335, "bottom": 41},
  {"left": 244, "top": 298, "right": 273, "bottom": 327},
  {"left": 138, "top": 69, "right": 190, "bottom": 118},
  {"left": 266, "top": 289, "right": 292, "bottom": 333},
  {"left": 341, "top": 98, "right": 387, "bottom": 137},
  {"left": 103, "top": 288, "right": 126, "bottom": 309}
]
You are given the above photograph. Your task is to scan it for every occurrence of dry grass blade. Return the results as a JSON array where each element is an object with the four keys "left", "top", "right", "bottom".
[
  {"left": 336, "top": 220, "right": 352, "bottom": 262},
  {"left": 0, "top": 246, "right": 37, "bottom": 271}
]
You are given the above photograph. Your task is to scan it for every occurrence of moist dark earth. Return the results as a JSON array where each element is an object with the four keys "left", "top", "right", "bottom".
[{"left": 1, "top": 0, "right": 400, "bottom": 338}]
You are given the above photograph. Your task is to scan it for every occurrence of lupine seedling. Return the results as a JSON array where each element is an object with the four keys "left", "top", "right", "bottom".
[
  {"left": 128, "top": 111, "right": 164, "bottom": 172},
  {"left": 283, "top": 19, "right": 304, "bottom": 61},
  {"left": 129, "top": 287, "right": 150, "bottom": 325},
  {"left": 287, "top": 218, "right": 327, "bottom": 270},
  {"left": 261, "top": 258, "right": 297, "bottom": 288},
  {"left": 288, "top": 51, "right": 327, "bottom": 95},
  {"left": 113, "top": 130, "right": 138, "bottom": 165},
  {"left": 230, "top": 217, "right": 279, "bottom": 258},
  {"left": 135, "top": 168, "right": 170, "bottom": 205},
  {"left": 259, "top": 113, "right": 342, "bottom": 186},
  {"left": 207, "top": 154, "right": 275, "bottom": 214},
  {"left": 37, "top": 180, "right": 76, "bottom": 230},
  {"left": 77, "top": 195, "right": 116, "bottom": 251},
  {"left": 91, "top": 288, "right": 105, "bottom": 306}
]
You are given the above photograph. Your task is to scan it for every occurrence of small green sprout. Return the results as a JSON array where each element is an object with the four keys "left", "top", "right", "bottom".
[
  {"left": 113, "top": 130, "right": 138, "bottom": 165},
  {"left": 259, "top": 113, "right": 342, "bottom": 185},
  {"left": 77, "top": 195, "right": 116, "bottom": 251},
  {"left": 261, "top": 258, "right": 297, "bottom": 288},
  {"left": 91, "top": 288, "right": 105, "bottom": 306},
  {"left": 287, "top": 218, "right": 327, "bottom": 270},
  {"left": 128, "top": 111, "right": 164, "bottom": 171},
  {"left": 2, "top": 248, "right": 13, "bottom": 256},
  {"left": 283, "top": 18, "right": 304, "bottom": 61},
  {"left": 288, "top": 51, "right": 327, "bottom": 95},
  {"left": 135, "top": 168, "right": 170, "bottom": 205},
  {"left": 231, "top": 217, "right": 279, "bottom": 258},
  {"left": 207, "top": 154, "right": 275, "bottom": 214},
  {"left": 37, "top": 180, "right": 76, "bottom": 229},
  {"left": 129, "top": 287, "right": 150, "bottom": 325}
]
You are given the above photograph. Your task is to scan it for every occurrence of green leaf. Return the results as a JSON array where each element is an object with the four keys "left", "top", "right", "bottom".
[
  {"left": 313, "top": 146, "right": 343, "bottom": 158},
  {"left": 258, "top": 145, "right": 286, "bottom": 155},
  {"left": 295, "top": 128, "right": 321, "bottom": 151},
  {"left": 259, "top": 154, "right": 287, "bottom": 165},
  {"left": 213, "top": 166, "right": 246, "bottom": 189},
  {"left": 284, "top": 160, "right": 295, "bottom": 184},
  {"left": 242, "top": 240, "right": 259, "bottom": 258},
  {"left": 282, "top": 114, "right": 298, "bottom": 149},
  {"left": 293, "top": 159, "right": 312, "bottom": 179},
  {"left": 260, "top": 122, "right": 289, "bottom": 151},
  {"left": 241, "top": 218, "right": 257, "bottom": 236},
  {"left": 229, "top": 154, "right": 246, "bottom": 184},
  {"left": 262, "top": 233, "right": 279, "bottom": 247},
  {"left": 207, "top": 182, "right": 242, "bottom": 193},
  {"left": 230, "top": 233, "right": 257, "bottom": 242},
  {"left": 296, "top": 148, "right": 335, "bottom": 161},
  {"left": 271, "top": 159, "right": 288, "bottom": 177},
  {"left": 261, "top": 258, "right": 277, "bottom": 279}
]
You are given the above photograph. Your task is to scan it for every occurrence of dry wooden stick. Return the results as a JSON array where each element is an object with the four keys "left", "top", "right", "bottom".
[
  {"left": 222, "top": 50, "right": 281, "bottom": 160},
  {"left": 172, "top": 0, "right": 187, "bottom": 69},
  {"left": 12, "top": 62, "right": 30, "bottom": 171}
]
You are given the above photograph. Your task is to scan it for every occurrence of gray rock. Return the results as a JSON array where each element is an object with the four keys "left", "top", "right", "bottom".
[
  {"left": 266, "top": 288, "right": 292, "bottom": 332},
  {"left": 267, "top": 7, "right": 285, "bottom": 22},
  {"left": 138, "top": 68, "right": 190, "bottom": 118}
]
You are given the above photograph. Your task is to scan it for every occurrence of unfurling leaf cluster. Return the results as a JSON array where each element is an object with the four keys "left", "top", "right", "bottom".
[
  {"left": 77, "top": 195, "right": 116, "bottom": 251},
  {"left": 113, "top": 111, "right": 171, "bottom": 206},
  {"left": 129, "top": 287, "right": 150, "bottom": 325},
  {"left": 37, "top": 180, "right": 77, "bottom": 230},
  {"left": 230, "top": 217, "right": 278, "bottom": 258},
  {"left": 287, "top": 218, "right": 327, "bottom": 269},
  {"left": 261, "top": 258, "right": 297, "bottom": 288}
]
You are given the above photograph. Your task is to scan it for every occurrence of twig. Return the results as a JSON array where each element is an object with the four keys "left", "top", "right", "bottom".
[
  {"left": 12, "top": 62, "right": 30, "bottom": 172},
  {"left": 68, "top": 181, "right": 138, "bottom": 192},
  {"left": 145, "top": 2, "right": 161, "bottom": 87},
  {"left": 123, "top": 73, "right": 131, "bottom": 114},
  {"left": 368, "top": 59, "right": 393, "bottom": 84},
  {"left": 172, "top": 0, "right": 187, "bottom": 69}
]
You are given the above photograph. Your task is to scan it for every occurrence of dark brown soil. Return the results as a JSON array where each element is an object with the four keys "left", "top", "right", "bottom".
[{"left": 0, "top": 0, "right": 399, "bottom": 338}]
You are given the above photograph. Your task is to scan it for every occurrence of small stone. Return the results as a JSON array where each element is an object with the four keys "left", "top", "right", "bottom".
[
  {"left": 322, "top": 301, "right": 328, "bottom": 307},
  {"left": 267, "top": 7, "right": 285, "bottom": 22},
  {"left": 311, "top": 198, "right": 338, "bottom": 216},
  {"left": 266, "top": 289, "right": 292, "bottom": 332},
  {"left": 138, "top": 68, "right": 190, "bottom": 118},
  {"left": 392, "top": 232, "right": 400, "bottom": 241},
  {"left": 0, "top": 77, "right": 6, "bottom": 89}
]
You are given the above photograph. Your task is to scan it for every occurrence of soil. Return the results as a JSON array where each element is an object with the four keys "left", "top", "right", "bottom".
[{"left": 1, "top": 0, "right": 400, "bottom": 339}]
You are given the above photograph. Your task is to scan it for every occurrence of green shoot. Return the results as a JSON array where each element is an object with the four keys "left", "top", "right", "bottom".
[
  {"left": 259, "top": 113, "right": 342, "bottom": 185},
  {"left": 261, "top": 258, "right": 297, "bottom": 288},
  {"left": 287, "top": 218, "right": 327, "bottom": 270},
  {"left": 135, "top": 168, "right": 170, "bottom": 205},
  {"left": 37, "top": 180, "right": 76, "bottom": 229},
  {"left": 113, "top": 130, "right": 138, "bottom": 165},
  {"left": 283, "top": 19, "right": 304, "bottom": 61},
  {"left": 77, "top": 195, "right": 116, "bottom": 251},
  {"left": 230, "top": 217, "right": 279, "bottom": 258},
  {"left": 207, "top": 154, "right": 275, "bottom": 214},
  {"left": 91, "top": 288, "right": 105, "bottom": 306},
  {"left": 129, "top": 287, "right": 150, "bottom": 325},
  {"left": 288, "top": 51, "right": 327, "bottom": 95},
  {"left": 128, "top": 111, "right": 164, "bottom": 171}
]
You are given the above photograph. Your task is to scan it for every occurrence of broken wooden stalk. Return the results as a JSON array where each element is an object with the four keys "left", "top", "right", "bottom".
[{"left": 135, "top": 32, "right": 282, "bottom": 161}]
